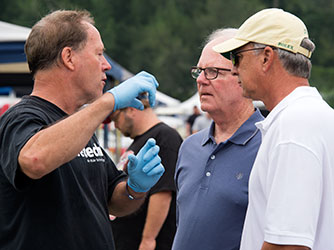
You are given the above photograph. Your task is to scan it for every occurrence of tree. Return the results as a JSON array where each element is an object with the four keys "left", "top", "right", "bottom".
[{"left": 1, "top": 0, "right": 333, "bottom": 105}]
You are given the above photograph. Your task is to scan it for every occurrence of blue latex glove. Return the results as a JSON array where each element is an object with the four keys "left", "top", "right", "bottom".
[
  {"left": 127, "top": 138, "right": 165, "bottom": 193},
  {"left": 108, "top": 71, "right": 159, "bottom": 112}
]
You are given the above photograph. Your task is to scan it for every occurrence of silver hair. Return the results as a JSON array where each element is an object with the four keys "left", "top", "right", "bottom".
[
  {"left": 252, "top": 38, "right": 315, "bottom": 79},
  {"left": 203, "top": 28, "right": 238, "bottom": 47}
]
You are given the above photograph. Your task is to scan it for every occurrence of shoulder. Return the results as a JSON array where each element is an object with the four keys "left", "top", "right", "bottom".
[
  {"left": 266, "top": 97, "right": 334, "bottom": 149},
  {"left": 279, "top": 97, "right": 333, "bottom": 129},
  {"left": 154, "top": 123, "right": 183, "bottom": 143},
  {"left": 2, "top": 96, "right": 64, "bottom": 121},
  {"left": 1, "top": 97, "right": 43, "bottom": 125},
  {"left": 180, "top": 128, "right": 207, "bottom": 149}
]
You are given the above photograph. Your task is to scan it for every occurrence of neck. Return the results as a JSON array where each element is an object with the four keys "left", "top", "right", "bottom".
[
  {"left": 212, "top": 101, "right": 255, "bottom": 143},
  {"left": 259, "top": 59, "right": 310, "bottom": 111},
  {"left": 31, "top": 70, "right": 82, "bottom": 114},
  {"left": 262, "top": 75, "right": 309, "bottom": 111},
  {"left": 132, "top": 109, "right": 161, "bottom": 138}
]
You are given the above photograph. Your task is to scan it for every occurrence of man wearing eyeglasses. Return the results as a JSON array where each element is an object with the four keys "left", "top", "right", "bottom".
[
  {"left": 213, "top": 8, "right": 334, "bottom": 250},
  {"left": 172, "top": 28, "right": 264, "bottom": 250}
]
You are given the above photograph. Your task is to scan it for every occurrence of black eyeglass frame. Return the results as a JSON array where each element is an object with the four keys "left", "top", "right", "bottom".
[
  {"left": 232, "top": 46, "right": 277, "bottom": 66},
  {"left": 230, "top": 46, "right": 277, "bottom": 66},
  {"left": 191, "top": 66, "right": 231, "bottom": 80}
]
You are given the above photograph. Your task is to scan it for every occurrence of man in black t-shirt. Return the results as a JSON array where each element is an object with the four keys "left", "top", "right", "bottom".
[
  {"left": 0, "top": 10, "right": 164, "bottom": 250},
  {"left": 110, "top": 98, "right": 183, "bottom": 250},
  {"left": 186, "top": 105, "right": 201, "bottom": 136}
]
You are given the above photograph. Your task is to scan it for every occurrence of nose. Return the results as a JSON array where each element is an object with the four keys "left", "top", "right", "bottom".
[
  {"left": 103, "top": 56, "right": 112, "bottom": 72},
  {"left": 231, "top": 65, "right": 238, "bottom": 76},
  {"left": 196, "top": 70, "right": 209, "bottom": 85}
]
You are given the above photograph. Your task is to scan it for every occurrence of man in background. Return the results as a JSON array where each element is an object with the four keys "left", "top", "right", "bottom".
[
  {"left": 214, "top": 8, "right": 334, "bottom": 250},
  {"left": 172, "top": 28, "right": 263, "bottom": 250},
  {"left": 192, "top": 111, "right": 212, "bottom": 133},
  {"left": 110, "top": 97, "right": 183, "bottom": 250},
  {"left": 185, "top": 105, "right": 200, "bottom": 136}
]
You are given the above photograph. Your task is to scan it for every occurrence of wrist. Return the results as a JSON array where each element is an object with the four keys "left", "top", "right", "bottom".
[
  {"left": 125, "top": 182, "right": 146, "bottom": 200},
  {"left": 127, "top": 178, "right": 150, "bottom": 193},
  {"left": 141, "top": 234, "right": 156, "bottom": 241},
  {"left": 102, "top": 91, "right": 117, "bottom": 112}
]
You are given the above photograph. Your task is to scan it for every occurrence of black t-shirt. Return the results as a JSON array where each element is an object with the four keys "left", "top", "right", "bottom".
[
  {"left": 111, "top": 122, "right": 183, "bottom": 250},
  {"left": 186, "top": 114, "right": 200, "bottom": 134},
  {"left": 0, "top": 96, "right": 126, "bottom": 250}
]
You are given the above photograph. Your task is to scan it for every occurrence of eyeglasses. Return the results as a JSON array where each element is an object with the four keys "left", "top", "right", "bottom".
[
  {"left": 230, "top": 46, "right": 276, "bottom": 66},
  {"left": 191, "top": 66, "right": 231, "bottom": 80}
]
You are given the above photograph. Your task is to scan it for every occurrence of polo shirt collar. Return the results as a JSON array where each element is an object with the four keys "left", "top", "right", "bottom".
[
  {"left": 201, "top": 108, "right": 263, "bottom": 146},
  {"left": 255, "top": 86, "right": 322, "bottom": 132}
]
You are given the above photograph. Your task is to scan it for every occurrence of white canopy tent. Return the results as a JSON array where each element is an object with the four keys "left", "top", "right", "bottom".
[
  {"left": 155, "top": 92, "right": 267, "bottom": 116},
  {"left": 0, "top": 20, "right": 31, "bottom": 41},
  {"left": 0, "top": 21, "right": 28, "bottom": 112},
  {"left": 155, "top": 92, "right": 200, "bottom": 116},
  {"left": 0, "top": 20, "right": 135, "bottom": 92},
  {"left": 155, "top": 90, "right": 180, "bottom": 107},
  {"left": 0, "top": 20, "right": 31, "bottom": 74}
]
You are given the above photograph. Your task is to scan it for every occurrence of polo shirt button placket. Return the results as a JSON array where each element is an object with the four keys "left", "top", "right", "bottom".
[{"left": 205, "top": 155, "right": 215, "bottom": 177}]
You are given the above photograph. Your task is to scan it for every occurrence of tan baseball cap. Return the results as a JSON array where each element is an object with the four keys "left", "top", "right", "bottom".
[{"left": 213, "top": 8, "right": 312, "bottom": 58}]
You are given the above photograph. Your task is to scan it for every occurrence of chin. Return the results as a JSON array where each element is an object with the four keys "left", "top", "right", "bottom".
[
  {"left": 242, "top": 90, "right": 253, "bottom": 99},
  {"left": 88, "top": 93, "right": 102, "bottom": 104},
  {"left": 199, "top": 104, "right": 209, "bottom": 112}
]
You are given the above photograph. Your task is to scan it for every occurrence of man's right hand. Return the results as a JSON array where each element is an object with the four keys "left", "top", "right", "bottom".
[{"left": 107, "top": 71, "right": 159, "bottom": 112}]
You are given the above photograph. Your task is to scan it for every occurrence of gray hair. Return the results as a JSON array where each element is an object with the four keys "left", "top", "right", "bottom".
[
  {"left": 252, "top": 38, "right": 315, "bottom": 79},
  {"left": 203, "top": 28, "right": 238, "bottom": 47}
]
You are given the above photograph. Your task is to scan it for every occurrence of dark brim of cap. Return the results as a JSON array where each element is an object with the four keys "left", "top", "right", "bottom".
[{"left": 221, "top": 52, "right": 230, "bottom": 59}]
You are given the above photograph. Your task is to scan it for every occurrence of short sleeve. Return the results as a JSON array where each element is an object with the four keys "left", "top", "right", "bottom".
[
  {"left": 264, "top": 142, "right": 321, "bottom": 247},
  {"left": 0, "top": 110, "right": 47, "bottom": 190}
]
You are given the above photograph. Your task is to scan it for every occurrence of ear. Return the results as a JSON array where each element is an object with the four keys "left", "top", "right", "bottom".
[
  {"left": 127, "top": 107, "right": 136, "bottom": 115},
  {"left": 61, "top": 47, "right": 75, "bottom": 71},
  {"left": 261, "top": 46, "right": 275, "bottom": 72},
  {"left": 127, "top": 107, "right": 141, "bottom": 118}
]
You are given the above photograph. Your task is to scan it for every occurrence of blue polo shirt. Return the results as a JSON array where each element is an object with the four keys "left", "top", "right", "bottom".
[{"left": 172, "top": 109, "right": 263, "bottom": 250}]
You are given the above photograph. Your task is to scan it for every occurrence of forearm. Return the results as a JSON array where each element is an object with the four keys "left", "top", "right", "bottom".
[
  {"left": 19, "top": 93, "right": 115, "bottom": 179},
  {"left": 262, "top": 242, "right": 310, "bottom": 250},
  {"left": 109, "top": 181, "right": 146, "bottom": 217},
  {"left": 141, "top": 191, "right": 172, "bottom": 241}
]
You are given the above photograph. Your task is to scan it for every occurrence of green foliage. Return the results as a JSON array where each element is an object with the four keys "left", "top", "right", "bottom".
[
  {"left": 106, "top": 0, "right": 268, "bottom": 100},
  {"left": 0, "top": 0, "right": 333, "bottom": 101},
  {"left": 277, "top": 0, "right": 334, "bottom": 67},
  {"left": 310, "top": 65, "right": 334, "bottom": 107}
]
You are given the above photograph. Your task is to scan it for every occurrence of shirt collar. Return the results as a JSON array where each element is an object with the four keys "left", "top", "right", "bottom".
[
  {"left": 255, "top": 86, "right": 322, "bottom": 132},
  {"left": 201, "top": 108, "right": 264, "bottom": 146}
]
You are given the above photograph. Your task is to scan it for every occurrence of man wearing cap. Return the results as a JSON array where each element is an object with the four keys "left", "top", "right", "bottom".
[{"left": 214, "top": 8, "right": 334, "bottom": 250}]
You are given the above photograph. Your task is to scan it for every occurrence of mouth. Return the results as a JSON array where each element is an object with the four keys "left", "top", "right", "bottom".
[
  {"left": 237, "top": 78, "right": 242, "bottom": 87},
  {"left": 200, "top": 92, "right": 212, "bottom": 97},
  {"left": 102, "top": 74, "right": 107, "bottom": 82}
]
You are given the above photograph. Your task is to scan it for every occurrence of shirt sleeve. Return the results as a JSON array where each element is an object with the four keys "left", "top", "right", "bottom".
[
  {"left": 0, "top": 110, "right": 46, "bottom": 190},
  {"left": 264, "top": 142, "right": 322, "bottom": 248},
  {"left": 149, "top": 130, "right": 182, "bottom": 195}
]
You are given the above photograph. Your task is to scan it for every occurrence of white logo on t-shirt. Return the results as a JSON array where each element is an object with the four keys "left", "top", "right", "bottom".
[{"left": 77, "top": 143, "right": 105, "bottom": 163}]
